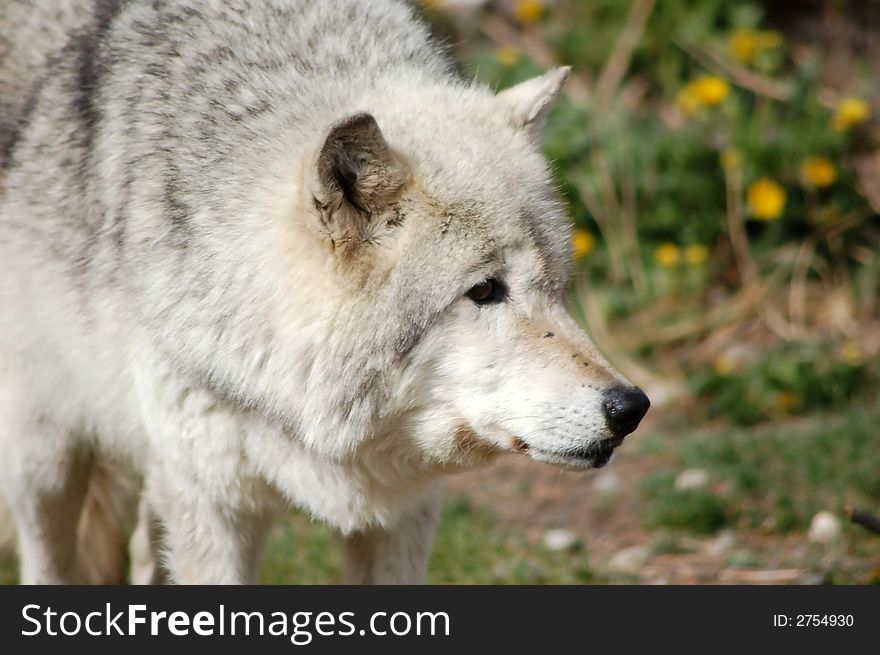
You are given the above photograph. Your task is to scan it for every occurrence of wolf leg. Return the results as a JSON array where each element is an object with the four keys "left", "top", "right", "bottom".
[
  {"left": 341, "top": 481, "right": 443, "bottom": 584},
  {"left": 144, "top": 469, "right": 272, "bottom": 584},
  {"left": 75, "top": 458, "right": 140, "bottom": 584},
  {"left": 0, "top": 432, "right": 92, "bottom": 584},
  {"left": 129, "top": 495, "right": 167, "bottom": 585}
]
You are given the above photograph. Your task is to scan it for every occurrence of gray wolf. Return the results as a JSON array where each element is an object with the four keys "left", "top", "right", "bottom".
[{"left": 0, "top": 0, "right": 649, "bottom": 584}]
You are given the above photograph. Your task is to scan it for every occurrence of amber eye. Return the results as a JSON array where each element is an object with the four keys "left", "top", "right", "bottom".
[{"left": 466, "top": 278, "right": 505, "bottom": 305}]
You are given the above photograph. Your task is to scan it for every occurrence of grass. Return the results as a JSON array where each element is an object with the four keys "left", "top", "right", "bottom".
[
  {"left": 0, "top": 553, "right": 15, "bottom": 586},
  {"left": 641, "top": 473, "right": 733, "bottom": 534},
  {"left": 639, "top": 402, "right": 880, "bottom": 535},
  {"left": 260, "top": 493, "right": 598, "bottom": 584}
]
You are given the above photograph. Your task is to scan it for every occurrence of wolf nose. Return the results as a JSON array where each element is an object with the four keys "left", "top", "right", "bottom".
[{"left": 602, "top": 386, "right": 650, "bottom": 438}]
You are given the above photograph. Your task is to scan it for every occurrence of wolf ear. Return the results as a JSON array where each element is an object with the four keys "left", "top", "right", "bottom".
[
  {"left": 496, "top": 67, "right": 571, "bottom": 138},
  {"left": 312, "top": 112, "right": 408, "bottom": 228}
]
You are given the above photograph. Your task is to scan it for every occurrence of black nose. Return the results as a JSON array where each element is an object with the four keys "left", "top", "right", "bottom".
[{"left": 602, "top": 386, "right": 650, "bottom": 438}]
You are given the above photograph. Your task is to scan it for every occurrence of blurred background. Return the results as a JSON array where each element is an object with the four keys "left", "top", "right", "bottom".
[
  {"left": 421, "top": 0, "right": 880, "bottom": 584},
  {"left": 3, "top": 0, "right": 876, "bottom": 585}
]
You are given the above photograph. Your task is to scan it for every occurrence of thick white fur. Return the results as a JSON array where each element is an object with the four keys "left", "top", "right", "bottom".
[{"left": 0, "top": 0, "right": 637, "bottom": 584}]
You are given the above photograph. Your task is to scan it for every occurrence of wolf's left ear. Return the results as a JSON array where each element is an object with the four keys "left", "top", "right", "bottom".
[
  {"left": 311, "top": 112, "right": 408, "bottom": 239},
  {"left": 496, "top": 66, "right": 571, "bottom": 139}
]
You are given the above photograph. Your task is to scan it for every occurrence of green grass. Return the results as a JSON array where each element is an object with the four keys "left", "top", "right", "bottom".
[
  {"left": 0, "top": 552, "right": 15, "bottom": 585},
  {"left": 639, "top": 403, "right": 880, "bottom": 535},
  {"left": 641, "top": 473, "right": 734, "bottom": 534},
  {"left": 263, "top": 494, "right": 597, "bottom": 584}
]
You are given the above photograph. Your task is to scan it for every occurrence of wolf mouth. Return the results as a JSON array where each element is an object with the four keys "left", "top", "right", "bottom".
[{"left": 527, "top": 438, "right": 624, "bottom": 469}]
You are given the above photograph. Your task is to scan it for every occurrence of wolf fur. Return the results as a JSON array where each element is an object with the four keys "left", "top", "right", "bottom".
[{"left": 0, "top": 0, "right": 647, "bottom": 584}]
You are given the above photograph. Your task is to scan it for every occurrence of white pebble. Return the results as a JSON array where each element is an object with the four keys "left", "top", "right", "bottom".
[
  {"left": 706, "top": 529, "right": 736, "bottom": 556},
  {"left": 607, "top": 545, "right": 651, "bottom": 574},
  {"left": 593, "top": 470, "right": 622, "bottom": 495},
  {"left": 675, "top": 468, "right": 710, "bottom": 491},
  {"left": 808, "top": 511, "right": 842, "bottom": 544},
  {"left": 542, "top": 529, "right": 579, "bottom": 552}
]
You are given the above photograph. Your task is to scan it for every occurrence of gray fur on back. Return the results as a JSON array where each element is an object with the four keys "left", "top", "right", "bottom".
[
  {"left": 0, "top": 1, "right": 472, "bottom": 440},
  {"left": 2, "top": 0, "right": 453, "bottom": 245}
]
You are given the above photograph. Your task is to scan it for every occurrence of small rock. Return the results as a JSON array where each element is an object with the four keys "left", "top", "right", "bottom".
[
  {"left": 808, "top": 511, "right": 842, "bottom": 544},
  {"left": 675, "top": 468, "right": 710, "bottom": 491},
  {"left": 543, "top": 529, "right": 579, "bottom": 552},
  {"left": 592, "top": 470, "right": 622, "bottom": 495},
  {"left": 607, "top": 545, "right": 651, "bottom": 575},
  {"left": 706, "top": 529, "right": 736, "bottom": 556}
]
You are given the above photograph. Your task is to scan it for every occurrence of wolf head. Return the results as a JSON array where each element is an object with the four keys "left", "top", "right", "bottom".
[{"left": 278, "top": 68, "right": 649, "bottom": 471}]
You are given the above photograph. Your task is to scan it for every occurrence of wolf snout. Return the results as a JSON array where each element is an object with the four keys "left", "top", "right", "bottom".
[{"left": 602, "top": 386, "right": 650, "bottom": 438}]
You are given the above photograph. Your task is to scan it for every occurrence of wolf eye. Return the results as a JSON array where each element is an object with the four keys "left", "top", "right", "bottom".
[{"left": 466, "top": 278, "right": 505, "bottom": 305}]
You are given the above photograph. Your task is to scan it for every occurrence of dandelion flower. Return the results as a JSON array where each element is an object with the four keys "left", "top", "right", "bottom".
[
  {"left": 713, "top": 354, "right": 738, "bottom": 376},
  {"left": 728, "top": 29, "right": 782, "bottom": 64},
  {"left": 677, "top": 76, "right": 730, "bottom": 115},
  {"left": 800, "top": 157, "right": 838, "bottom": 188},
  {"left": 728, "top": 29, "right": 760, "bottom": 63},
  {"left": 654, "top": 243, "right": 681, "bottom": 267},
  {"left": 513, "top": 0, "right": 544, "bottom": 25},
  {"left": 572, "top": 230, "right": 595, "bottom": 260},
  {"left": 832, "top": 97, "right": 870, "bottom": 132},
  {"left": 747, "top": 178, "right": 786, "bottom": 220},
  {"left": 691, "top": 76, "right": 730, "bottom": 106}
]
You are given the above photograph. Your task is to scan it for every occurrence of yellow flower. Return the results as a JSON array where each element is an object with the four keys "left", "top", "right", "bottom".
[
  {"left": 421, "top": 0, "right": 444, "bottom": 10},
  {"left": 572, "top": 230, "right": 595, "bottom": 260},
  {"left": 720, "top": 148, "right": 742, "bottom": 170},
  {"left": 747, "top": 178, "right": 786, "bottom": 220},
  {"left": 677, "top": 76, "right": 730, "bottom": 114},
  {"left": 776, "top": 391, "right": 798, "bottom": 413},
  {"left": 685, "top": 244, "right": 709, "bottom": 266},
  {"left": 691, "top": 76, "right": 730, "bottom": 106},
  {"left": 513, "top": 0, "right": 544, "bottom": 25},
  {"left": 728, "top": 29, "right": 782, "bottom": 64},
  {"left": 832, "top": 97, "right": 871, "bottom": 132},
  {"left": 495, "top": 44, "right": 520, "bottom": 67},
  {"left": 654, "top": 243, "right": 681, "bottom": 268},
  {"left": 729, "top": 29, "right": 759, "bottom": 63},
  {"left": 713, "top": 354, "right": 738, "bottom": 376},
  {"left": 800, "top": 157, "right": 838, "bottom": 188}
]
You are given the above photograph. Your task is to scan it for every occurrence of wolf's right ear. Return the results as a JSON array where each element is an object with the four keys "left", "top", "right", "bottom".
[
  {"left": 310, "top": 112, "right": 408, "bottom": 244},
  {"left": 496, "top": 67, "right": 571, "bottom": 141}
]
